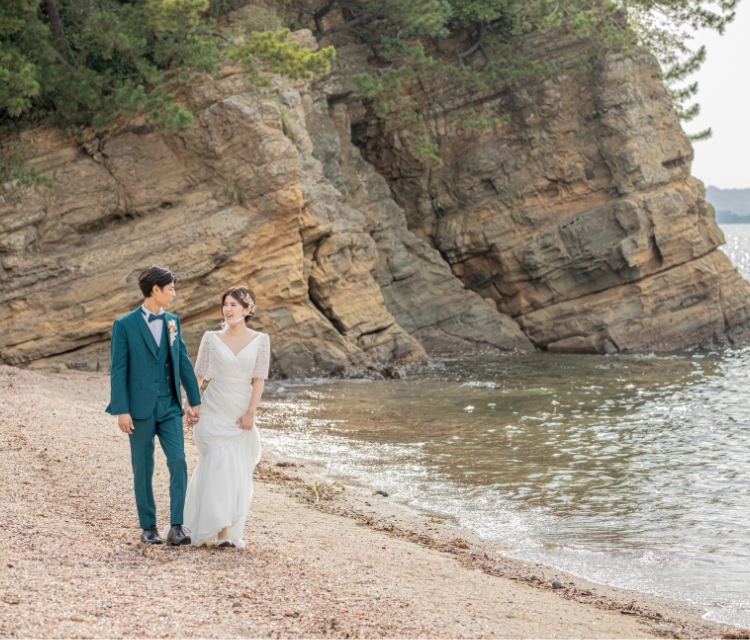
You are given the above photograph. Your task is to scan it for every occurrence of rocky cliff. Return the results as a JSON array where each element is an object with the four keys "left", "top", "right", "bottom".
[
  {"left": 349, "top": 33, "right": 750, "bottom": 353},
  {"left": 1, "top": 19, "right": 749, "bottom": 375},
  {"left": 0, "top": 27, "right": 531, "bottom": 376}
]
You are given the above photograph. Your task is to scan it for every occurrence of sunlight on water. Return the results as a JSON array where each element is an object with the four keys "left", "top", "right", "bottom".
[
  {"left": 260, "top": 225, "right": 750, "bottom": 627},
  {"left": 720, "top": 224, "right": 750, "bottom": 280}
]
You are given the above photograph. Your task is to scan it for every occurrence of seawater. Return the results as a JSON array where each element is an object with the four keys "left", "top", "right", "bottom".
[{"left": 261, "top": 224, "right": 750, "bottom": 627}]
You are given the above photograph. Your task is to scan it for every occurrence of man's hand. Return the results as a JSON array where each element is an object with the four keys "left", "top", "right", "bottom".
[{"left": 118, "top": 414, "right": 134, "bottom": 434}]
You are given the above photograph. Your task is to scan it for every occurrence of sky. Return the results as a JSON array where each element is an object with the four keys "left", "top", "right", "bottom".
[{"left": 686, "top": 1, "right": 750, "bottom": 190}]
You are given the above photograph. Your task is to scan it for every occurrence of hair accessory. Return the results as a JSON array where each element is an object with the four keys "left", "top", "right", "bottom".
[{"left": 239, "top": 291, "right": 255, "bottom": 315}]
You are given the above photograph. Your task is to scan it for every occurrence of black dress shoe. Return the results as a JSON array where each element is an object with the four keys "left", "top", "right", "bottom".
[
  {"left": 141, "top": 527, "right": 163, "bottom": 545},
  {"left": 166, "top": 524, "right": 191, "bottom": 546}
]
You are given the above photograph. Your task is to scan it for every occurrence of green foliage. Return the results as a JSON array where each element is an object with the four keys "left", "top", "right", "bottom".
[
  {"left": 229, "top": 29, "right": 336, "bottom": 86},
  {"left": 0, "top": 146, "right": 53, "bottom": 188},
  {"left": 455, "top": 108, "right": 511, "bottom": 129},
  {"left": 343, "top": 0, "right": 735, "bottom": 161},
  {"left": 240, "top": 6, "right": 289, "bottom": 33},
  {"left": 0, "top": 1, "right": 345, "bottom": 192},
  {"left": 353, "top": 45, "right": 443, "bottom": 166},
  {"left": 279, "top": 106, "right": 294, "bottom": 139},
  {"left": 401, "top": 110, "right": 442, "bottom": 167},
  {"left": 0, "top": 0, "right": 220, "bottom": 132},
  {"left": 1, "top": 0, "right": 337, "bottom": 148},
  {"left": 220, "top": 178, "right": 246, "bottom": 205},
  {"left": 347, "top": 1, "right": 605, "bottom": 165},
  {"left": 623, "top": 0, "right": 737, "bottom": 140}
]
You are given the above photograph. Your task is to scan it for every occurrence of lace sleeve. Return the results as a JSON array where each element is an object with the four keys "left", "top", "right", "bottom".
[
  {"left": 252, "top": 333, "right": 270, "bottom": 380},
  {"left": 194, "top": 331, "right": 213, "bottom": 381}
]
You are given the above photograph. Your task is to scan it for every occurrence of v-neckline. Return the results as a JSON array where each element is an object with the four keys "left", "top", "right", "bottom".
[{"left": 213, "top": 331, "right": 261, "bottom": 357}]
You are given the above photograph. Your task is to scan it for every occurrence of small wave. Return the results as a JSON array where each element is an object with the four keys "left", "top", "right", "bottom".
[{"left": 460, "top": 381, "right": 499, "bottom": 388}]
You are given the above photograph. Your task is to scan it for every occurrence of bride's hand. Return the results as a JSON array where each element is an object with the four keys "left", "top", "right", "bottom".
[{"left": 237, "top": 411, "right": 255, "bottom": 430}]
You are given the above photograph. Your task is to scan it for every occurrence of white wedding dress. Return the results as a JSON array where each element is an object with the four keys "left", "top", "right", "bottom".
[{"left": 182, "top": 330, "right": 270, "bottom": 548}]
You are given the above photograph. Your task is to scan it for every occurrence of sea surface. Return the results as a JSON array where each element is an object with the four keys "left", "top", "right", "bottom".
[{"left": 261, "top": 223, "right": 750, "bottom": 627}]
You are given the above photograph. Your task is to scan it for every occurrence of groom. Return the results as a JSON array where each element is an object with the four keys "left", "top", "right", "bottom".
[{"left": 106, "top": 265, "right": 201, "bottom": 545}]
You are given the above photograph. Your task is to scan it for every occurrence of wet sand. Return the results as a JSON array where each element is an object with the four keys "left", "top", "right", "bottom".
[{"left": 0, "top": 366, "right": 742, "bottom": 638}]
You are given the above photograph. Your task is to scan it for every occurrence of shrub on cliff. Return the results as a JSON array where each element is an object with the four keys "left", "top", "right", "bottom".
[
  {"left": 229, "top": 29, "right": 335, "bottom": 86},
  {"left": 0, "top": 0, "right": 340, "bottom": 191},
  {"left": 309, "top": 0, "right": 736, "bottom": 160},
  {"left": 0, "top": 0, "right": 223, "bottom": 133},
  {"left": 0, "top": 0, "right": 335, "bottom": 136}
]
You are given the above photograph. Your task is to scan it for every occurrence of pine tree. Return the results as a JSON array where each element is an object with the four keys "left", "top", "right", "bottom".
[
  {"left": 327, "top": 0, "right": 736, "bottom": 162},
  {"left": 0, "top": 0, "right": 221, "bottom": 133}
]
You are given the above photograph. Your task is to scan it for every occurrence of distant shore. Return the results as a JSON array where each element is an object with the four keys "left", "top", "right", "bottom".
[
  {"left": 717, "top": 214, "right": 750, "bottom": 223},
  {"left": 0, "top": 365, "right": 743, "bottom": 638}
]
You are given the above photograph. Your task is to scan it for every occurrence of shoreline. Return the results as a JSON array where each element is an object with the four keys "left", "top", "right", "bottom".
[
  {"left": 255, "top": 445, "right": 745, "bottom": 639},
  {"left": 0, "top": 365, "right": 745, "bottom": 638}
]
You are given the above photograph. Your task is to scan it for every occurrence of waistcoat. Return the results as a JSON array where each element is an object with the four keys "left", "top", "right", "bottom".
[{"left": 157, "top": 322, "right": 175, "bottom": 398}]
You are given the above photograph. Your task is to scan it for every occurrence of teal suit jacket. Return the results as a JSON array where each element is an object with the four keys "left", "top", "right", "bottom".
[{"left": 105, "top": 308, "right": 201, "bottom": 420}]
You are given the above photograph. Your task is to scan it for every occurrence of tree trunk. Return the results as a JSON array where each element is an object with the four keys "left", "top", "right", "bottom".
[
  {"left": 317, "top": 0, "right": 387, "bottom": 40},
  {"left": 42, "top": 0, "right": 66, "bottom": 43}
]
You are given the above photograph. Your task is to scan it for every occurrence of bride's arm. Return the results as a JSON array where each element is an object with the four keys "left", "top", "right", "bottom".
[
  {"left": 237, "top": 379, "right": 264, "bottom": 430},
  {"left": 237, "top": 334, "right": 270, "bottom": 430}
]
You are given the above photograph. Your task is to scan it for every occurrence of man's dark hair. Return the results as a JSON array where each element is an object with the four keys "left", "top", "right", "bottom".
[{"left": 138, "top": 265, "right": 176, "bottom": 298}]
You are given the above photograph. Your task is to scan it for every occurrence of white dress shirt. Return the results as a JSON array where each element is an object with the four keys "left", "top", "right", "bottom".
[{"left": 141, "top": 303, "right": 165, "bottom": 347}]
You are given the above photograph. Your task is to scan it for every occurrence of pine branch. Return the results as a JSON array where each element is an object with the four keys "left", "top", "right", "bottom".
[
  {"left": 49, "top": 45, "right": 78, "bottom": 74},
  {"left": 314, "top": 0, "right": 340, "bottom": 36},
  {"left": 458, "top": 23, "right": 489, "bottom": 65},
  {"left": 689, "top": 128, "right": 712, "bottom": 142},
  {"left": 317, "top": 0, "right": 388, "bottom": 40}
]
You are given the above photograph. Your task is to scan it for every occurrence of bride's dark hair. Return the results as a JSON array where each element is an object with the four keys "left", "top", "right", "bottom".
[{"left": 222, "top": 286, "right": 256, "bottom": 325}]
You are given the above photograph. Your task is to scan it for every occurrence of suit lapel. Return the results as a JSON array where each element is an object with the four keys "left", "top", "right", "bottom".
[
  {"left": 163, "top": 311, "right": 180, "bottom": 398},
  {"left": 134, "top": 307, "right": 158, "bottom": 359}
]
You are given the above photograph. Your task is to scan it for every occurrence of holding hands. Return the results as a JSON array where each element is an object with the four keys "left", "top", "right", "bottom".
[{"left": 184, "top": 403, "right": 201, "bottom": 426}]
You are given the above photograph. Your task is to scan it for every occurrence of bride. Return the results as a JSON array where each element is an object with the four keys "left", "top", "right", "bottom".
[{"left": 182, "top": 286, "right": 270, "bottom": 548}]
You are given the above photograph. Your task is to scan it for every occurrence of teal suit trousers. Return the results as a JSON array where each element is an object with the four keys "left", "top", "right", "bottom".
[{"left": 129, "top": 394, "right": 186, "bottom": 529}]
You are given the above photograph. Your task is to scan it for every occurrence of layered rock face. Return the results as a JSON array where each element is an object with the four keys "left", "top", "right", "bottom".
[
  {"left": 0, "top": 35, "right": 530, "bottom": 376},
  {"left": 3, "top": 26, "right": 749, "bottom": 375},
  {"left": 350, "top": 41, "right": 750, "bottom": 352}
]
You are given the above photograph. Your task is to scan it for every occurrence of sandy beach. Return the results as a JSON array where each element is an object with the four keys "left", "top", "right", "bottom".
[{"left": 0, "top": 365, "right": 745, "bottom": 638}]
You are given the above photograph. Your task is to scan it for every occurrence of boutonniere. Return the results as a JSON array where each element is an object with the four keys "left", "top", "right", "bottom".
[{"left": 167, "top": 319, "right": 178, "bottom": 346}]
